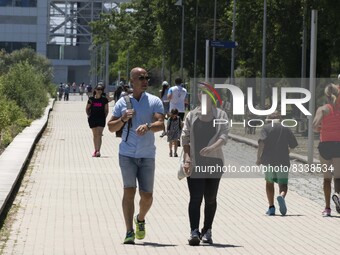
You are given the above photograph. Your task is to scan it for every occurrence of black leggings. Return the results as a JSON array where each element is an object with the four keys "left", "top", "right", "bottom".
[{"left": 187, "top": 177, "right": 221, "bottom": 232}]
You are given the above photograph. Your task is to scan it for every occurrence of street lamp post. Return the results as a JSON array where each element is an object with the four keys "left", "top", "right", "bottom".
[
  {"left": 230, "top": 0, "right": 236, "bottom": 84},
  {"left": 193, "top": 0, "right": 199, "bottom": 107},
  {"left": 175, "top": 0, "right": 184, "bottom": 78},
  {"left": 211, "top": 0, "right": 217, "bottom": 81},
  {"left": 261, "top": 0, "right": 267, "bottom": 109},
  {"left": 105, "top": 42, "right": 109, "bottom": 90},
  {"left": 307, "top": 10, "right": 318, "bottom": 165}
]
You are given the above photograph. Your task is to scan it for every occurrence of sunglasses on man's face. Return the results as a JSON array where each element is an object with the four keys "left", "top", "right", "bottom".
[{"left": 138, "top": 75, "right": 150, "bottom": 81}]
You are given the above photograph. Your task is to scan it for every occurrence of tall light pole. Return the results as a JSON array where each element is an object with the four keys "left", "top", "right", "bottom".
[
  {"left": 126, "top": 50, "right": 129, "bottom": 81},
  {"left": 105, "top": 42, "right": 109, "bottom": 89},
  {"left": 175, "top": 0, "right": 184, "bottom": 78},
  {"left": 211, "top": 0, "right": 217, "bottom": 81},
  {"left": 230, "top": 0, "right": 236, "bottom": 84},
  {"left": 261, "top": 0, "right": 267, "bottom": 109},
  {"left": 193, "top": 0, "right": 199, "bottom": 107},
  {"left": 308, "top": 10, "right": 318, "bottom": 165}
]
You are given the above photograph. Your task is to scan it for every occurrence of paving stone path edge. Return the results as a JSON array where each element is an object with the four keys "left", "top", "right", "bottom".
[{"left": 0, "top": 99, "right": 55, "bottom": 217}]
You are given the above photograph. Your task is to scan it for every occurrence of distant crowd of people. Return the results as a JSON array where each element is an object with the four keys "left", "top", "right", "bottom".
[
  {"left": 58, "top": 82, "right": 93, "bottom": 101},
  {"left": 76, "top": 66, "right": 340, "bottom": 246}
]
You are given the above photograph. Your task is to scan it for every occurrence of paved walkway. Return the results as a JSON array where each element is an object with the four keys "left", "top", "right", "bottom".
[{"left": 1, "top": 97, "right": 340, "bottom": 255}]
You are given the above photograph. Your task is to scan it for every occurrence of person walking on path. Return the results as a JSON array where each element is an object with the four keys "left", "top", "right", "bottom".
[
  {"left": 114, "top": 85, "right": 123, "bottom": 102},
  {"left": 58, "top": 83, "right": 64, "bottom": 101},
  {"left": 167, "top": 77, "right": 187, "bottom": 121},
  {"left": 72, "top": 82, "right": 77, "bottom": 94},
  {"left": 256, "top": 111, "right": 298, "bottom": 216},
  {"left": 64, "top": 83, "right": 70, "bottom": 101},
  {"left": 107, "top": 67, "right": 164, "bottom": 245},
  {"left": 181, "top": 88, "right": 229, "bottom": 246},
  {"left": 159, "top": 81, "right": 170, "bottom": 137},
  {"left": 313, "top": 83, "right": 340, "bottom": 216},
  {"left": 167, "top": 108, "right": 182, "bottom": 157},
  {"left": 86, "top": 84, "right": 93, "bottom": 98},
  {"left": 86, "top": 84, "right": 109, "bottom": 157},
  {"left": 79, "top": 82, "right": 85, "bottom": 101}
]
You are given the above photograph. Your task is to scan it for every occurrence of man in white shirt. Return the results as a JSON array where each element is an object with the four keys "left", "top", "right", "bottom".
[{"left": 167, "top": 77, "right": 188, "bottom": 120}]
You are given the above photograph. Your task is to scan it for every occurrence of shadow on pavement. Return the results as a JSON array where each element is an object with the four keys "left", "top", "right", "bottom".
[
  {"left": 136, "top": 242, "right": 177, "bottom": 247},
  {"left": 263, "top": 214, "right": 304, "bottom": 217},
  {"left": 279, "top": 214, "right": 304, "bottom": 217},
  {"left": 203, "top": 243, "right": 243, "bottom": 248},
  {"left": 329, "top": 215, "right": 340, "bottom": 218}
]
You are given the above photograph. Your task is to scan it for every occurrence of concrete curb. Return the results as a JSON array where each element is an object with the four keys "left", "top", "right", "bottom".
[{"left": 0, "top": 99, "right": 55, "bottom": 217}]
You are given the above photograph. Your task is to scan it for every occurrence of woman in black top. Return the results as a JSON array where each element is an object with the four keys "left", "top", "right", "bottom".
[
  {"left": 86, "top": 85, "right": 109, "bottom": 157},
  {"left": 181, "top": 90, "right": 229, "bottom": 246}
]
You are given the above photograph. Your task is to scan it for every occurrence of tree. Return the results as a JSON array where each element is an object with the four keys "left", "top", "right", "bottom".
[
  {"left": 0, "top": 48, "right": 53, "bottom": 84},
  {"left": 91, "top": 0, "right": 340, "bottom": 84},
  {"left": 0, "top": 61, "right": 48, "bottom": 119}
]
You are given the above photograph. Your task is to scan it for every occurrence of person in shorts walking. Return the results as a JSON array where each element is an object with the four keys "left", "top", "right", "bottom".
[
  {"left": 108, "top": 67, "right": 164, "bottom": 244},
  {"left": 86, "top": 84, "right": 108, "bottom": 157},
  {"left": 313, "top": 83, "right": 340, "bottom": 216},
  {"left": 256, "top": 111, "right": 298, "bottom": 216}
]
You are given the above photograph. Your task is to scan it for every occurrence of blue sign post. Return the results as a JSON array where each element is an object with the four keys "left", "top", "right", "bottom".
[
  {"left": 205, "top": 40, "right": 238, "bottom": 81},
  {"left": 210, "top": 40, "right": 237, "bottom": 48}
]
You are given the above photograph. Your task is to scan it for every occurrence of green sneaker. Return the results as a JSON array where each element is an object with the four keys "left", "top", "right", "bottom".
[
  {"left": 123, "top": 231, "right": 135, "bottom": 244},
  {"left": 134, "top": 215, "right": 146, "bottom": 240}
]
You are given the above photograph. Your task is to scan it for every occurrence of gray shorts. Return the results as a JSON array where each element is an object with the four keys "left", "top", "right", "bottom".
[{"left": 118, "top": 154, "right": 155, "bottom": 193}]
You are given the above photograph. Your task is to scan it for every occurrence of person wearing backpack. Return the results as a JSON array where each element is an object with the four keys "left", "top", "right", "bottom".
[{"left": 107, "top": 67, "right": 164, "bottom": 245}]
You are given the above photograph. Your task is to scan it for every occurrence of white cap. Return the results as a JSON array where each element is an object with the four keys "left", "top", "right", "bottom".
[
  {"left": 338, "top": 74, "right": 340, "bottom": 80},
  {"left": 162, "top": 81, "right": 169, "bottom": 86}
]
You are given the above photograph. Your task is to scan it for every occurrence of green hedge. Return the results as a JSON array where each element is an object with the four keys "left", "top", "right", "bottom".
[{"left": 0, "top": 48, "right": 53, "bottom": 151}]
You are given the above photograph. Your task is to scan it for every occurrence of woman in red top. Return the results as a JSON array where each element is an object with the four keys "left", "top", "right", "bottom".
[{"left": 313, "top": 83, "right": 340, "bottom": 216}]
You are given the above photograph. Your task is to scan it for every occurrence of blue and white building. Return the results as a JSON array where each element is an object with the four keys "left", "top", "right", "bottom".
[{"left": 0, "top": 0, "right": 120, "bottom": 85}]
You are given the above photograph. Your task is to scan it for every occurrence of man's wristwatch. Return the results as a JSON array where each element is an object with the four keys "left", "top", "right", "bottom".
[{"left": 146, "top": 123, "right": 152, "bottom": 130}]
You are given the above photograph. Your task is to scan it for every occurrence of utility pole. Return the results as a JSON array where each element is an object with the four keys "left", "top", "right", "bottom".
[
  {"left": 211, "top": 0, "right": 217, "bottom": 81},
  {"left": 307, "top": 10, "right": 318, "bottom": 165},
  {"left": 261, "top": 0, "right": 267, "bottom": 109},
  {"left": 230, "top": 0, "right": 236, "bottom": 84}
]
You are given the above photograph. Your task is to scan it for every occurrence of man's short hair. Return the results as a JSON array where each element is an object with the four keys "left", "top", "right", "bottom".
[{"left": 175, "top": 77, "right": 182, "bottom": 85}]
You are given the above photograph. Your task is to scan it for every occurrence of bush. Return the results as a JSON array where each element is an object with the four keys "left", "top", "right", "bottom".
[
  {"left": 0, "top": 97, "right": 30, "bottom": 147},
  {"left": 0, "top": 48, "right": 53, "bottom": 85},
  {"left": 0, "top": 61, "right": 48, "bottom": 119},
  {"left": 46, "top": 82, "right": 58, "bottom": 99},
  {"left": 0, "top": 49, "right": 52, "bottom": 153}
]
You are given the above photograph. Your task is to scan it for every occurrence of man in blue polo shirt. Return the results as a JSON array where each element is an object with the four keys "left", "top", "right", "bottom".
[{"left": 108, "top": 67, "right": 164, "bottom": 244}]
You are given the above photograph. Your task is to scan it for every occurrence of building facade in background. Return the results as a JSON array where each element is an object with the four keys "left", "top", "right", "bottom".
[{"left": 0, "top": 0, "right": 113, "bottom": 85}]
